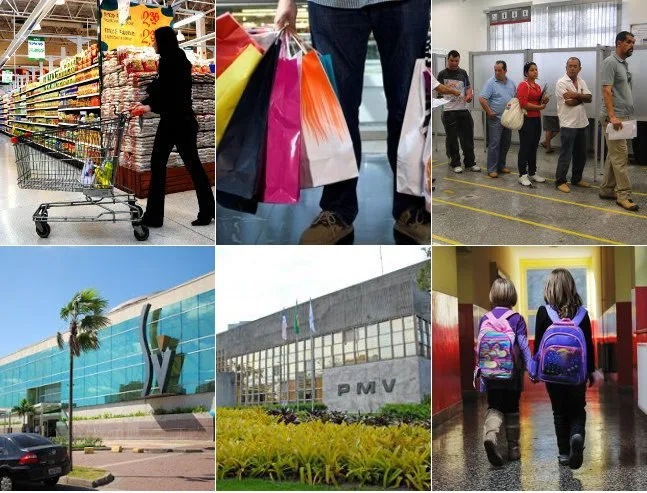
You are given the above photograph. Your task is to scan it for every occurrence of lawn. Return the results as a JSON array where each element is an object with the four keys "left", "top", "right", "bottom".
[{"left": 67, "top": 466, "right": 109, "bottom": 481}]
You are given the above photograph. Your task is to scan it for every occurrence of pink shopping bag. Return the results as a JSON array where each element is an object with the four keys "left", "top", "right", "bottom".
[{"left": 264, "top": 34, "right": 301, "bottom": 203}]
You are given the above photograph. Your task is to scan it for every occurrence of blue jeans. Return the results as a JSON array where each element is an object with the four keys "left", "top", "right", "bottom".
[
  {"left": 486, "top": 116, "right": 511, "bottom": 173},
  {"left": 556, "top": 127, "right": 587, "bottom": 186},
  {"left": 308, "top": 0, "right": 430, "bottom": 224}
]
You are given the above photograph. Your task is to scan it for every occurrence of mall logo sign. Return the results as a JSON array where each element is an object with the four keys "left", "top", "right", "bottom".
[
  {"left": 139, "top": 303, "right": 175, "bottom": 397},
  {"left": 338, "top": 379, "right": 396, "bottom": 396}
]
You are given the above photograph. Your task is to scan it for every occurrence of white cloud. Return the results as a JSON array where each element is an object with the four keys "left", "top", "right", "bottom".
[{"left": 215, "top": 246, "right": 427, "bottom": 333}]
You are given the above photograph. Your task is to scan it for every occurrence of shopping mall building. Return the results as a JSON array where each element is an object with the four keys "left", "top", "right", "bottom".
[
  {"left": 0, "top": 272, "right": 215, "bottom": 440},
  {"left": 216, "top": 263, "right": 430, "bottom": 412}
]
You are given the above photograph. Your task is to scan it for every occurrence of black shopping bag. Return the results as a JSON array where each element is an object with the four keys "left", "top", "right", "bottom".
[{"left": 216, "top": 37, "right": 281, "bottom": 201}]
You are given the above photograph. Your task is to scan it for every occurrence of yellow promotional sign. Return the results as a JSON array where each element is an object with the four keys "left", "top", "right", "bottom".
[{"left": 100, "top": 1, "right": 173, "bottom": 51}]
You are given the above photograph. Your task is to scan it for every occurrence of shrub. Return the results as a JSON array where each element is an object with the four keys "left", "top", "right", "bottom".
[
  {"left": 378, "top": 402, "right": 430, "bottom": 422},
  {"left": 153, "top": 405, "right": 207, "bottom": 415},
  {"left": 216, "top": 408, "right": 430, "bottom": 490},
  {"left": 51, "top": 436, "right": 103, "bottom": 449}
]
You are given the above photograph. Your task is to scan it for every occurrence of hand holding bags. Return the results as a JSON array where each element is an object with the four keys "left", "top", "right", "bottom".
[
  {"left": 216, "top": 13, "right": 263, "bottom": 77},
  {"left": 396, "top": 59, "right": 426, "bottom": 196},
  {"left": 264, "top": 33, "right": 302, "bottom": 204},
  {"left": 300, "top": 49, "right": 357, "bottom": 188}
]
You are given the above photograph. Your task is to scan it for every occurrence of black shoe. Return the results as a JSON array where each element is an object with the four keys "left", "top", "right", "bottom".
[
  {"left": 191, "top": 215, "right": 214, "bottom": 227},
  {"left": 568, "top": 434, "right": 584, "bottom": 469},
  {"left": 558, "top": 454, "right": 569, "bottom": 466},
  {"left": 140, "top": 214, "right": 163, "bottom": 228}
]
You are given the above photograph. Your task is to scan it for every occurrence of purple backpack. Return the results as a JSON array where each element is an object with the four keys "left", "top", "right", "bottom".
[
  {"left": 533, "top": 305, "right": 587, "bottom": 385},
  {"left": 474, "top": 310, "right": 518, "bottom": 385}
]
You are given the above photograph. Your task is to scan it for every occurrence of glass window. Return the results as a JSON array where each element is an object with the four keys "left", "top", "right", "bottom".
[
  {"left": 333, "top": 355, "right": 343, "bottom": 367},
  {"left": 333, "top": 344, "right": 343, "bottom": 355},
  {"left": 367, "top": 337, "right": 378, "bottom": 349},
  {"left": 404, "top": 326, "right": 416, "bottom": 343},
  {"left": 367, "top": 324, "right": 377, "bottom": 338},
  {"left": 368, "top": 348, "right": 379, "bottom": 362},
  {"left": 333, "top": 333, "right": 343, "bottom": 344},
  {"left": 392, "top": 318, "right": 403, "bottom": 332},
  {"left": 405, "top": 342, "right": 417, "bottom": 357},
  {"left": 355, "top": 326, "right": 365, "bottom": 341},
  {"left": 379, "top": 321, "right": 390, "bottom": 335},
  {"left": 198, "top": 289, "right": 215, "bottom": 306},
  {"left": 404, "top": 316, "right": 414, "bottom": 330},
  {"left": 392, "top": 331, "right": 404, "bottom": 345},
  {"left": 381, "top": 346, "right": 393, "bottom": 360},
  {"left": 323, "top": 334, "right": 332, "bottom": 346},
  {"left": 314, "top": 337, "right": 322, "bottom": 348},
  {"left": 379, "top": 332, "right": 391, "bottom": 348},
  {"left": 181, "top": 295, "right": 198, "bottom": 312},
  {"left": 160, "top": 301, "right": 182, "bottom": 319},
  {"left": 393, "top": 345, "right": 404, "bottom": 358}
]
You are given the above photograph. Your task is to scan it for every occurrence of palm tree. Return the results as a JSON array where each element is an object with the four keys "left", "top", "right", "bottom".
[
  {"left": 57, "top": 288, "right": 109, "bottom": 471},
  {"left": 11, "top": 398, "right": 35, "bottom": 432}
]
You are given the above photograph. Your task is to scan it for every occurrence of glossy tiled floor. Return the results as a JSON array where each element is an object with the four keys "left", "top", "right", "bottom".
[
  {"left": 0, "top": 135, "right": 214, "bottom": 245},
  {"left": 216, "top": 142, "right": 419, "bottom": 245},
  {"left": 433, "top": 377, "right": 647, "bottom": 490}
]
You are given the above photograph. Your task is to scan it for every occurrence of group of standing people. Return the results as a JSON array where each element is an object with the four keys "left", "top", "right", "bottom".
[{"left": 436, "top": 31, "right": 639, "bottom": 212}]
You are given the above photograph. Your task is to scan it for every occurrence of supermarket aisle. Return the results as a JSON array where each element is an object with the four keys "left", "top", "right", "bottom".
[
  {"left": 0, "top": 135, "right": 214, "bottom": 244},
  {"left": 216, "top": 142, "right": 418, "bottom": 245}
]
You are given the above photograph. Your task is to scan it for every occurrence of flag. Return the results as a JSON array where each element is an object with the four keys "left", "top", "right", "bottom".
[
  {"left": 293, "top": 301, "right": 299, "bottom": 336},
  {"left": 309, "top": 298, "right": 315, "bottom": 333},
  {"left": 281, "top": 309, "right": 288, "bottom": 341}
]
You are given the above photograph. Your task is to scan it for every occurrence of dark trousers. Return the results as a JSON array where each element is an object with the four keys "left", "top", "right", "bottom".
[
  {"left": 487, "top": 389, "right": 521, "bottom": 414},
  {"left": 442, "top": 110, "right": 476, "bottom": 168},
  {"left": 146, "top": 116, "right": 215, "bottom": 224},
  {"left": 556, "top": 127, "right": 587, "bottom": 186},
  {"left": 518, "top": 116, "right": 542, "bottom": 176},
  {"left": 308, "top": 0, "right": 430, "bottom": 224},
  {"left": 546, "top": 383, "right": 587, "bottom": 455}
]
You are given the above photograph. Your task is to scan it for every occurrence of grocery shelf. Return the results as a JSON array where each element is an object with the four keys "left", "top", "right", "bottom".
[
  {"left": 25, "top": 76, "right": 100, "bottom": 100},
  {"left": 59, "top": 106, "right": 101, "bottom": 112},
  {"left": 25, "top": 63, "right": 98, "bottom": 94},
  {"left": 78, "top": 92, "right": 100, "bottom": 98}
]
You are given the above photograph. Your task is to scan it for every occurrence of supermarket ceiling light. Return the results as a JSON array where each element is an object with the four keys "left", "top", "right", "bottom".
[
  {"left": 172, "top": 12, "right": 204, "bottom": 28},
  {"left": 55, "top": 0, "right": 65, "bottom": 4},
  {"left": 33, "top": 23, "right": 41, "bottom": 30}
]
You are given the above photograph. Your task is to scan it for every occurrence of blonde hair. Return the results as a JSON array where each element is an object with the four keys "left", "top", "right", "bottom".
[
  {"left": 489, "top": 278, "right": 517, "bottom": 308},
  {"left": 544, "top": 268, "right": 583, "bottom": 319}
]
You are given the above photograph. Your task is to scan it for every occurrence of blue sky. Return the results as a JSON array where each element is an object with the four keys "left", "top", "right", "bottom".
[{"left": 0, "top": 247, "right": 214, "bottom": 357}]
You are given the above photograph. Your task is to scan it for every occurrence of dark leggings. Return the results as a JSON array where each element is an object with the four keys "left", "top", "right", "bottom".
[
  {"left": 487, "top": 389, "right": 521, "bottom": 414},
  {"left": 546, "top": 383, "right": 587, "bottom": 455},
  {"left": 518, "top": 116, "right": 542, "bottom": 176}
]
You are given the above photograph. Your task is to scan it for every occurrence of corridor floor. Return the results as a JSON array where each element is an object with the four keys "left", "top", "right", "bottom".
[
  {"left": 432, "top": 378, "right": 647, "bottom": 490},
  {"left": 0, "top": 134, "right": 215, "bottom": 245},
  {"left": 432, "top": 140, "right": 647, "bottom": 245}
]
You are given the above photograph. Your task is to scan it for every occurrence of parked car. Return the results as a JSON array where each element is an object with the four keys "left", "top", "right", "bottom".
[{"left": 0, "top": 434, "right": 70, "bottom": 490}]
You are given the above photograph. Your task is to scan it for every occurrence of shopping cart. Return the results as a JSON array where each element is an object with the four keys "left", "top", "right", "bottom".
[{"left": 12, "top": 112, "right": 149, "bottom": 241}]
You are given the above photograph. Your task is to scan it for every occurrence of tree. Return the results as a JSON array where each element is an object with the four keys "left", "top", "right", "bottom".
[
  {"left": 417, "top": 248, "right": 431, "bottom": 292},
  {"left": 57, "top": 288, "right": 109, "bottom": 471},
  {"left": 11, "top": 398, "right": 35, "bottom": 432}
]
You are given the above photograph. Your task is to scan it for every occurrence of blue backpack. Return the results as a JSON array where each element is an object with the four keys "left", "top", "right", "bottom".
[{"left": 533, "top": 305, "right": 587, "bottom": 385}]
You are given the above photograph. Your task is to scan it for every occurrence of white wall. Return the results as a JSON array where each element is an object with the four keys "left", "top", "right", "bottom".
[{"left": 433, "top": 0, "right": 647, "bottom": 73}]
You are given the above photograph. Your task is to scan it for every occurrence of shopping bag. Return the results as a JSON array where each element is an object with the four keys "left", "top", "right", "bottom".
[
  {"left": 300, "top": 50, "right": 357, "bottom": 188},
  {"left": 216, "top": 13, "right": 263, "bottom": 77},
  {"left": 216, "top": 44, "right": 263, "bottom": 147},
  {"left": 423, "top": 121, "right": 431, "bottom": 212},
  {"left": 396, "top": 59, "right": 426, "bottom": 196},
  {"left": 500, "top": 98, "right": 525, "bottom": 131},
  {"left": 216, "top": 37, "right": 281, "bottom": 200},
  {"left": 318, "top": 54, "right": 339, "bottom": 98},
  {"left": 264, "top": 35, "right": 301, "bottom": 204}
]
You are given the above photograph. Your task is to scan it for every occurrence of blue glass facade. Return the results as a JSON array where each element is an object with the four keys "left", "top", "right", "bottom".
[{"left": 0, "top": 289, "right": 215, "bottom": 409}]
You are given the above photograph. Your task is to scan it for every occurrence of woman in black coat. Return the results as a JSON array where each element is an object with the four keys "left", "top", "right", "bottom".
[{"left": 131, "top": 26, "right": 215, "bottom": 227}]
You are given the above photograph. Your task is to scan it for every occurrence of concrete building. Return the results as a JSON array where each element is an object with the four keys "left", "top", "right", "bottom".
[
  {"left": 216, "top": 263, "right": 431, "bottom": 413},
  {"left": 0, "top": 272, "right": 215, "bottom": 440}
]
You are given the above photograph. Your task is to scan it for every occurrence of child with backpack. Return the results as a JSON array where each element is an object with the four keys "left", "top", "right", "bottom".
[
  {"left": 475, "top": 278, "right": 533, "bottom": 466},
  {"left": 532, "top": 268, "right": 595, "bottom": 470}
]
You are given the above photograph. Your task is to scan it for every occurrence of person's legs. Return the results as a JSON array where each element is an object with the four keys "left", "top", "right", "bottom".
[
  {"left": 606, "top": 137, "right": 631, "bottom": 201},
  {"left": 528, "top": 118, "right": 542, "bottom": 177},
  {"left": 308, "top": 1, "right": 372, "bottom": 225},
  {"left": 556, "top": 127, "right": 576, "bottom": 186},
  {"left": 145, "top": 118, "right": 175, "bottom": 226},
  {"left": 484, "top": 390, "right": 505, "bottom": 466},
  {"left": 175, "top": 118, "right": 216, "bottom": 222},
  {"left": 369, "top": 0, "right": 429, "bottom": 218},
  {"left": 457, "top": 110, "right": 477, "bottom": 168},
  {"left": 486, "top": 117, "right": 503, "bottom": 174},
  {"left": 503, "top": 391, "right": 522, "bottom": 461},
  {"left": 499, "top": 126, "right": 512, "bottom": 172},
  {"left": 547, "top": 383, "right": 571, "bottom": 463},
  {"left": 443, "top": 111, "right": 462, "bottom": 168},
  {"left": 566, "top": 384, "right": 587, "bottom": 469},
  {"left": 570, "top": 127, "right": 588, "bottom": 185},
  {"left": 600, "top": 130, "right": 618, "bottom": 197}
]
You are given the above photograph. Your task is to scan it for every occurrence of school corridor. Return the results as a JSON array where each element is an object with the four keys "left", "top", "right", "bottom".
[{"left": 432, "top": 246, "right": 647, "bottom": 490}]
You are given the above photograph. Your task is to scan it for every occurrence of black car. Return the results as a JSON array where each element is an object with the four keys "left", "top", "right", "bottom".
[{"left": 0, "top": 434, "right": 70, "bottom": 490}]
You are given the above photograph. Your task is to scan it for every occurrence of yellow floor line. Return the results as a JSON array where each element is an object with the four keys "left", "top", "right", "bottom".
[
  {"left": 432, "top": 234, "right": 462, "bottom": 245},
  {"left": 432, "top": 198, "right": 625, "bottom": 245},
  {"left": 443, "top": 177, "right": 647, "bottom": 220},
  {"left": 431, "top": 160, "right": 450, "bottom": 169}
]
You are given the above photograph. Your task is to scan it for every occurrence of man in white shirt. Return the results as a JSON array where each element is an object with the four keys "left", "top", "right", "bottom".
[{"left": 554, "top": 57, "right": 593, "bottom": 193}]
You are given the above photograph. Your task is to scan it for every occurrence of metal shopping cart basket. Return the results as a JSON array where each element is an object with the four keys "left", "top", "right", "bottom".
[{"left": 12, "top": 113, "right": 149, "bottom": 241}]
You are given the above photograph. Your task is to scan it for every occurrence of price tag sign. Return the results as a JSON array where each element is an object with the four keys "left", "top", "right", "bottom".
[
  {"left": 2, "top": 70, "right": 12, "bottom": 84},
  {"left": 28, "top": 37, "right": 46, "bottom": 60},
  {"left": 100, "top": 0, "right": 173, "bottom": 51}
]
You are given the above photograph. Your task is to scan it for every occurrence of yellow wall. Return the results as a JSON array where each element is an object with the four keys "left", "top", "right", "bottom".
[
  {"left": 615, "top": 247, "right": 634, "bottom": 303},
  {"left": 432, "top": 247, "right": 458, "bottom": 297}
]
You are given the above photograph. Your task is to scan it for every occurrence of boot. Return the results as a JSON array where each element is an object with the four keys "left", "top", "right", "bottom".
[
  {"left": 505, "top": 412, "right": 521, "bottom": 461},
  {"left": 554, "top": 414, "right": 571, "bottom": 465},
  {"left": 483, "top": 408, "right": 504, "bottom": 466}
]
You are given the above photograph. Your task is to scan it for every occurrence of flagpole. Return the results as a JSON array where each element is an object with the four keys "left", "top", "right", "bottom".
[
  {"left": 296, "top": 304, "right": 299, "bottom": 410},
  {"left": 310, "top": 297, "right": 315, "bottom": 412}
]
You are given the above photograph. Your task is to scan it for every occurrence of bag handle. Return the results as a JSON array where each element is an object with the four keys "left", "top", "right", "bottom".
[
  {"left": 545, "top": 304, "right": 561, "bottom": 323},
  {"left": 571, "top": 306, "right": 587, "bottom": 327}
]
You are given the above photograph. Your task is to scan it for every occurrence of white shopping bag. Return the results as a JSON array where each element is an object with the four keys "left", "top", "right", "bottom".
[
  {"left": 500, "top": 98, "right": 526, "bottom": 131},
  {"left": 299, "top": 51, "right": 358, "bottom": 188},
  {"left": 396, "top": 59, "right": 426, "bottom": 196},
  {"left": 423, "top": 121, "right": 431, "bottom": 212}
]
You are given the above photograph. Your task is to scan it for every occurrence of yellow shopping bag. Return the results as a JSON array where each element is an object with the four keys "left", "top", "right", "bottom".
[{"left": 216, "top": 44, "right": 263, "bottom": 147}]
